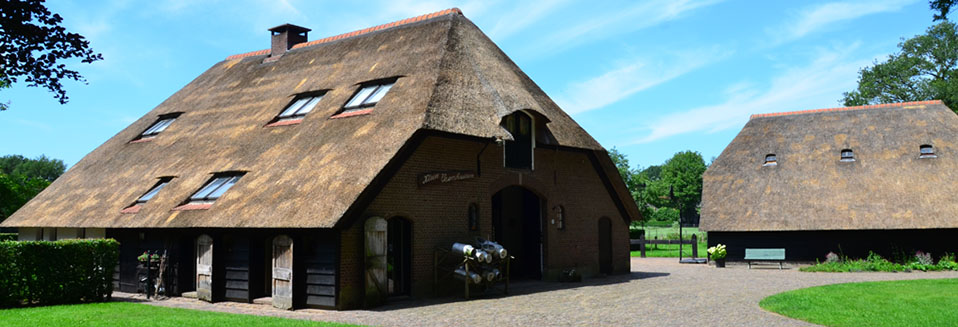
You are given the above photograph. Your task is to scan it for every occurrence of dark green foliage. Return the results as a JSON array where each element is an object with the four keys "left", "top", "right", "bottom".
[
  {"left": 0, "top": 233, "right": 16, "bottom": 241},
  {"left": 931, "top": 0, "right": 954, "bottom": 21},
  {"left": 0, "top": 239, "right": 119, "bottom": 307},
  {"left": 801, "top": 251, "right": 958, "bottom": 272},
  {"left": 0, "top": 0, "right": 103, "bottom": 111},
  {"left": 0, "top": 155, "right": 66, "bottom": 182},
  {"left": 842, "top": 21, "right": 958, "bottom": 111},
  {"left": 0, "top": 155, "right": 64, "bottom": 223}
]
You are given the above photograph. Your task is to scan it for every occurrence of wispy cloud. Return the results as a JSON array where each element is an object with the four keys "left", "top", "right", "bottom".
[
  {"left": 487, "top": 0, "right": 571, "bottom": 40},
  {"left": 526, "top": 0, "right": 722, "bottom": 56},
  {"left": 554, "top": 46, "right": 732, "bottom": 114},
  {"left": 632, "top": 43, "right": 872, "bottom": 144},
  {"left": 769, "top": 0, "right": 917, "bottom": 44}
]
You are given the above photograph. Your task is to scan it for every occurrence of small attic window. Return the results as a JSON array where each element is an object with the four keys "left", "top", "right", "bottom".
[
  {"left": 187, "top": 173, "right": 244, "bottom": 204},
  {"left": 840, "top": 149, "right": 855, "bottom": 162},
  {"left": 136, "top": 178, "right": 172, "bottom": 204},
  {"left": 271, "top": 92, "right": 325, "bottom": 123},
  {"left": 342, "top": 78, "right": 397, "bottom": 112},
  {"left": 133, "top": 113, "right": 182, "bottom": 142},
  {"left": 920, "top": 144, "right": 937, "bottom": 158},
  {"left": 503, "top": 111, "right": 534, "bottom": 170},
  {"left": 763, "top": 154, "right": 777, "bottom": 166}
]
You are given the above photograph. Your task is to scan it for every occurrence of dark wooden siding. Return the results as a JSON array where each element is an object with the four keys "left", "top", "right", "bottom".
[
  {"left": 298, "top": 232, "right": 338, "bottom": 308},
  {"left": 709, "top": 229, "right": 958, "bottom": 261}
]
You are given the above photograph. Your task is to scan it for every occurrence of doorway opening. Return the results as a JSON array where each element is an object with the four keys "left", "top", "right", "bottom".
[
  {"left": 598, "top": 217, "right": 613, "bottom": 275},
  {"left": 492, "top": 186, "right": 543, "bottom": 280},
  {"left": 387, "top": 217, "right": 412, "bottom": 296}
]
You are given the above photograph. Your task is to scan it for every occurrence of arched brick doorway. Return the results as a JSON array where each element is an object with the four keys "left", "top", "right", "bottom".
[{"left": 492, "top": 185, "right": 543, "bottom": 280}]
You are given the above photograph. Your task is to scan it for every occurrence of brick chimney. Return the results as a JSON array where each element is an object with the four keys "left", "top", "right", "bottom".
[{"left": 268, "top": 24, "right": 311, "bottom": 60}]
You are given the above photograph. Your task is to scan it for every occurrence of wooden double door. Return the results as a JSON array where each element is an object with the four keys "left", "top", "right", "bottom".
[{"left": 194, "top": 231, "right": 337, "bottom": 309}]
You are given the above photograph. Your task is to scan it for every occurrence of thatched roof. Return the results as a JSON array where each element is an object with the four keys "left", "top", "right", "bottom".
[
  {"left": 3, "top": 9, "right": 631, "bottom": 229},
  {"left": 701, "top": 100, "right": 958, "bottom": 232}
]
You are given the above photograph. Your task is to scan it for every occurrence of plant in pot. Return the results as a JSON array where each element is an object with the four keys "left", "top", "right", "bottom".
[{"left": 708, "top": 244, "right": 727, "bottom": 268}]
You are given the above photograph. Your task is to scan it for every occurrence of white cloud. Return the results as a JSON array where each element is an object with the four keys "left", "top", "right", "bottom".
[
  {"left": 632, "top": 43, "right": 873, "bottom": 144},
  {"left": 770, "top": 0, "right": 917, "bottom": 44},
  {"left": 527, "top": 0, "right": 723, "bottom": 55},
  {"left": 487, "top": 0, "right": 571, "bottom": 40},
  {"left": 555, "top": 46, "right": 732, "bottom": 114}
]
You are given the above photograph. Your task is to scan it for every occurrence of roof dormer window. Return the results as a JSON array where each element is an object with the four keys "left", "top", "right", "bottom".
[
  {"left": 502, "top": 111, "right": 534, "bottom": 170},
  {"left": 343, "top": 78, "right": 397, "bottom": 112},
  {"left": 920, "top": 144, "right": 936, "bottom": 158},
  {"left": 763, "top": 154, "right": 777, "bottom": 166},
  {"left": 174, "top": 172, "right": 245, "bottom": 210},
  {"left": 121, "top": 177, "right": 173, "bottom": 214},
  {"left": 132, "top": 113, "right": 181, "bottom": 142},
  {"left": 277, "top": 93, "right": 324, "bottom": 120},
  {"left": 840, "top": 149, "right": 855, "bottom": 162}
]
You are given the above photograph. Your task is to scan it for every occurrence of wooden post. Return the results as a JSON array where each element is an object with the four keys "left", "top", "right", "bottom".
[
  {"left": 464, "top": 261, "right": 470, "bottom": 300},
  {"left": 691, "top": 234, "right": 698, "bottom": 258},
  {"left": 639, "top": 234, "right": 646, "bottom": 258}
]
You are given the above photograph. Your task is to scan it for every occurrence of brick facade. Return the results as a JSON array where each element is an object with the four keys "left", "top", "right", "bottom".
[{"left": 338, "top": 134, "right": 630, "bottom": 307}]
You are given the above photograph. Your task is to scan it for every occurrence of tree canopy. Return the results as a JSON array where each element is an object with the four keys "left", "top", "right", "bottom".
[
  {"left": 841, "top": 21, "right": 957, "bottom": 111},
  {"left": 0, "top": 154, "right": 65, "bottom": 222},
  {"left": 931, "top": 0, "right": 954, "bottom": 21},
  {"left": 0, "top": 0, "right": 102, "bottom": 111},
  {"left": 608, "top": 149, "right": 707, "bottom": 226}
]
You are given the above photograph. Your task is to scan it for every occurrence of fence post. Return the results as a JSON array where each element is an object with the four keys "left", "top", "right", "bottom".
[
  {"left": 691, "top": 234, "right": 698, "bottom": 258},
  {"left": 639, "top": 234, "right": 646, "bottom": 258}
]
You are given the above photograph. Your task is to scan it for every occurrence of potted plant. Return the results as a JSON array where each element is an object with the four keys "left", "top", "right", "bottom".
[{"left": 708, "top": 244, "right": 727, "bottom": 268}]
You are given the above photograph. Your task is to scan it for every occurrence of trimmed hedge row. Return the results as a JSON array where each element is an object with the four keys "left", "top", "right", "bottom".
[
  {"left": 0, "top": 233, "right": 16, "bottom": 241},
  {"left": 0, "top": 239, "right": 119, "bottom": 307}
]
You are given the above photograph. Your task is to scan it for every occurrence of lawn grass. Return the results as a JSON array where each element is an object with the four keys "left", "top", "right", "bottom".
[
  {"left": 0, "top": 302, "right": 358, "bottom": 327},
  {"left": 630, "top": 226, "right": 708, "bottom": 258},
  {"left": 630, "top": 243, "right": 708, "bottom": 258},
  {"left": 760, "top": 278, "right": 958, "bottom": 327}
]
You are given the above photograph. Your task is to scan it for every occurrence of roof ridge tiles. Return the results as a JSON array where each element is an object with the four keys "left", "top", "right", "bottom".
[
  {"left": 749, "top": 100, "right": 944, "bottom": 120},
  {"left": 224, "top": 8, "right": 463, "bottom": 61}
]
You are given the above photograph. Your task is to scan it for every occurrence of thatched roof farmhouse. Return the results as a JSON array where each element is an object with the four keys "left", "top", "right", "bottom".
[
  {"left": 3, "top": 9, "right": 639, "bottom": 309},
  {"left": 701, "top": 100, "right": 958, "bottom": 260}
]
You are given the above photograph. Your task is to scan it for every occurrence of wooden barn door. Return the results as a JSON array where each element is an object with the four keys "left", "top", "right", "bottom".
[
  {"left": 598, "top": 217, "right": 613, "bottom": 275},
  {"left": 272, "top": 235, "right": 294, "bottom": 310},
  {"left": 365, "top": 217, "right": 387, "bottom": 307},
  {"left": 196, "top": 234, "right": 213, "bottom": 302}
]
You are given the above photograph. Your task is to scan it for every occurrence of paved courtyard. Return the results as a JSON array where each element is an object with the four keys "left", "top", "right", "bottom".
[{"left": 116, "top": 258, "right": 958, "bottom": 326}]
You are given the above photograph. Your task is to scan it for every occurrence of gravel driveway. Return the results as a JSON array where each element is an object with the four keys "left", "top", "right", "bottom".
[{"left": 115, "top": 258, "right": 958, "bottom": 326}]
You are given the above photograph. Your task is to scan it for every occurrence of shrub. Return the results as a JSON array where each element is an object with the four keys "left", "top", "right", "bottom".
[
  {"left": 0, "top": 239, "right": 119, "bottom": 307},
  {"left": 0, "top": 233, "right": 16, "bottom": 241}
]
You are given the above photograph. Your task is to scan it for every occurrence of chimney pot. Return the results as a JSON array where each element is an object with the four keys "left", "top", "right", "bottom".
[{"left": 268, "top": 24, "right": 311, "bottom": 59}]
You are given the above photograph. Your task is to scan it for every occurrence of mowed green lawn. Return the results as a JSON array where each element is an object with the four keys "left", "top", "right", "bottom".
[
  {"left": 760, "top": 279, "right": 958, "bottom": 327},
  {"left": 0, "top": 302, "right": 359, "bottom": 327},
  {"left": 631, "top": 226, "right": 708, "bottom": 258}
]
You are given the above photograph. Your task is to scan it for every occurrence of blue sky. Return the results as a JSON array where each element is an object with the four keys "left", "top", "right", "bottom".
[{"left": 0, "top": 0, "right": 939, "bottom": 169}]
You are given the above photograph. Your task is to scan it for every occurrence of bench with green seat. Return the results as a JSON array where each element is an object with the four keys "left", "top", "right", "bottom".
[{"left": 744, "top": 248, "right": 785, "bottom": 269}]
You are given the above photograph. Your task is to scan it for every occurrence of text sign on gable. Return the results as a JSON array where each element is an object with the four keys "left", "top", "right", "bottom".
[{"left": 419, "top": 170, "right": 476, "bottom": 187}]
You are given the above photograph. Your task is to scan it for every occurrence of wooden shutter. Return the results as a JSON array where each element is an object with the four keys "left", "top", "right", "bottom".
[
  {"left": 272, "top": 235, "right": 294, "bottom": 310},
  {"left": 196, "top": 234, "right": 213, "bottom": 302},
  {"left": 364, "top": 217, "right": 387, "bottom": 307}
]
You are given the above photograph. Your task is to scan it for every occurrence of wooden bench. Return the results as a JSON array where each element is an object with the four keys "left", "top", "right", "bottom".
[{"left": 745, "top": 248, "right": 785, "bottom": 269}]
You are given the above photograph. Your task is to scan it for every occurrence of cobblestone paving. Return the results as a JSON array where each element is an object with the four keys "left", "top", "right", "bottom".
[{"left": 114, "top": 258, "right": 958, "bottom": 326}]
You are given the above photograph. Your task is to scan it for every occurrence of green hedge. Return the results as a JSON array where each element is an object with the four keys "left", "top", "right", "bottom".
[
  {"left": 0, "top": 233, "right": 16, "bottom": 241},
  {"left": 0, "top": 239, "right": 119, "bottom": 307}
]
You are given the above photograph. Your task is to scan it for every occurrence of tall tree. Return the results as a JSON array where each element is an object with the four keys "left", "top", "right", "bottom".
[
  {"left": 0, "top": 154, "right": 64, "bottom": 222},
  {"left": 841, "top": 21, "right": 958, "bottom": 111},
  {"left": 931, "top": 0, "right": 954, "bottom": 21},
  {"left": 659, "top": 151, "right": 707, "bottom": 224},
  {"left": 0, "top": 0, "right": 103, "bottom": 111}
]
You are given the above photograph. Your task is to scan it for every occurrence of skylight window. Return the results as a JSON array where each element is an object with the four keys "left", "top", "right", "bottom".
[
  {"left": 188, "top": 173, "right": 244, "bottom": 204},
  {"left": 763, "top": 154, "right": 777, "bottom": 166},
  {"left": 136, "top": 178, "right": 172, "bottom": 204},
  {"left": 920, "top": 144, "right": 936, "bottom": 158},
  {"left": 343, "top": 79, "right": 396, "bottom": 111},
  {"left": 274, "top": 93, "right": 324, "bottom": 121},
  {"left": 840, "top": 149, "right": 855, "bottom": 162},
  {"left": 135, "top": 113, "right": 181, "bottom": 141}
]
